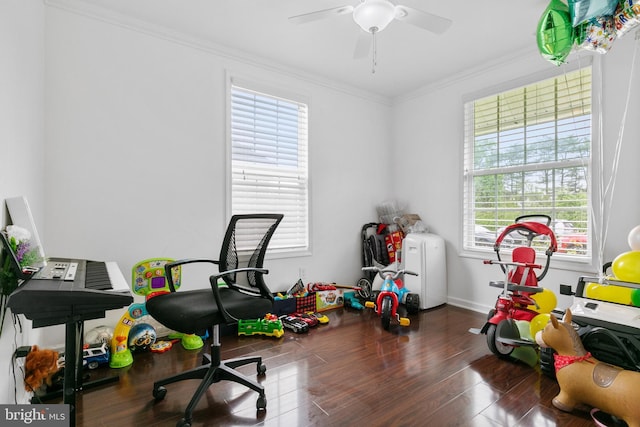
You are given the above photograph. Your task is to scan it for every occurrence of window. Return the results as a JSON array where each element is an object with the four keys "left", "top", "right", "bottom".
[
  {"left": 462, "top": 65, "right": 593, "bottom": 259},
  {"left": 229, "top": 81, "right": 309, "bottom": 254}
]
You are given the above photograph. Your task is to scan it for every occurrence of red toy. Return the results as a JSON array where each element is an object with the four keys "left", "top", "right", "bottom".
[
  {"left": 469, "top": 214, "right": 557, "bottom": 358},
  {"left": 363, "top": 266, "right": 418, "bottom": 330}
]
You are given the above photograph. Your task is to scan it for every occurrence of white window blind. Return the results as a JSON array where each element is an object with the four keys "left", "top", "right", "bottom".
[
  {"left": 230, "top": 84, "right": 309, "bottom": 253},
  {"left": 463, "top": 66, "right": 592, "bottom": 258}
]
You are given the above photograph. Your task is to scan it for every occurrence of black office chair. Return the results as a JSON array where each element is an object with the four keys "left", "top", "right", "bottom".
[{"left": 146, "top": 213, "right": 283, "bottom": 427}]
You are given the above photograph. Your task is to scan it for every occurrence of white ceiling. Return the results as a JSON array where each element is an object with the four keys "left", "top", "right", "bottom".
[{"left": 65, "top": 0, "right": 550, "bottom": 99}]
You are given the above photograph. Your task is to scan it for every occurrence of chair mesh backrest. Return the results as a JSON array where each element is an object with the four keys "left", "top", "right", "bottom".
[{"left": 218, "top": 214, "right": 283, "bottom": 293}]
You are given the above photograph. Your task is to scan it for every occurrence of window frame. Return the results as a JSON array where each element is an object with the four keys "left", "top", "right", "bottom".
[
  {"left": 226, "top": 74, "right": 311, "bottom": 258},
  {"left": 460, "top": 57, "right": 601, "bottom": 270}
]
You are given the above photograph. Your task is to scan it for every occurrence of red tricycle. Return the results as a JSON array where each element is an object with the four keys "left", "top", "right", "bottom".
[
  {"left": 469, "top": 214, "right": 558, "bottom": 358},
  {"left": 362, "top": 266, "right": 418, "bottom": 331}
]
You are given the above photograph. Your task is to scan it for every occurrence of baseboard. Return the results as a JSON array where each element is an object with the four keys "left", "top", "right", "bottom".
[{"left": 446, "top": 296, "right": 492, "bottom": 315}]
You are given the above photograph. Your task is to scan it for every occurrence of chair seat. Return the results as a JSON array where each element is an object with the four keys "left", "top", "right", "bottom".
[{"left": 146, "top": 288, "right": 273, "bottom": 334}]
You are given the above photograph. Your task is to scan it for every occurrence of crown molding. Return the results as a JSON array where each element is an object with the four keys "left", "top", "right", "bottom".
[{"left": 44, "top": 0, "right": 392, "bottom": 107}]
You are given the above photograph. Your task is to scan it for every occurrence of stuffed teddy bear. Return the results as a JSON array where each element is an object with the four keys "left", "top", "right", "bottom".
[{"left": 24, "top": 345, "right": 61, "bottom": 392}]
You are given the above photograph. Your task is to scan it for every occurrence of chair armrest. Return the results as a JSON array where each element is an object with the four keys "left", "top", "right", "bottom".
[
  {"left": 164, "top": 258, "right": 220, "bottom": 292},
  {"left": 209, "top": 267, "right": 269, "bottom": 323}
]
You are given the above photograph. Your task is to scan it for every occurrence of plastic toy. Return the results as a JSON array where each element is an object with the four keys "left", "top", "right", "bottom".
[
  {"left": 344, "top": 291, "right": 364, "bottom": 310},
  {"left": 546, "top": 261, "right": 640, "bottom": 378},
  {"left": 110, "top": 258, "right": 203, "bottom": 369},
  {"left": 469, "top": 214, "right": 557, "bottom": 359},
  {"left": 150, "top": 340, "right": 175, "bottom": 353},
  {"left": 362, "top": 265, "right": 418, "bottom": 330},
  {"left": 535, "top": 309, "right": 640, "bottom": 427},
  {"left": 128, "top": 323, "right": 157, "bottom": 352},
  {"left": 307, "top": 311, "right": 329, "bottom": 324},
  {"left": 292, "top": 312, "right": 318, "bottom": 327},
  {"left": 82, "top": 342, "right": 110, "bottom": 370},
  {"left": 238, "top": 314, "right": 284, "bottom": 338},
  {"left": 279, "top": 314, "right": 309, "bottom": 333}
]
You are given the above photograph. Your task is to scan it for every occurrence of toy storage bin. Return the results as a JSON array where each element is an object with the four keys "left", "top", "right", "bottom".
[{"left": 296, "top": 293, "right": 316, "bottom": 312}]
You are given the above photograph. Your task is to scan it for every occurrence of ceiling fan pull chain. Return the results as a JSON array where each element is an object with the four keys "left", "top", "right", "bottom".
[{"left": 371, "top": 29, "right": 377, "bottom": 74}]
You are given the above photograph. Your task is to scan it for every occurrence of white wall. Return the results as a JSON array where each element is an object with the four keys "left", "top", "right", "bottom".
[
  {"left": 392, "top": 35, "right": 640, "bottom": 314},
  {"left": 36, "top": 6, "right": 393, "bottom": 343},
  {"left": 0, "top": 0, "right": 45, "bottom": 405}
]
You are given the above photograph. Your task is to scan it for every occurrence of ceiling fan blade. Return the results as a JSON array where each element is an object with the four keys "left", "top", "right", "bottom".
[
  {"left": 353, "top": 31, "right": 372, "bottom": 59},
  {"left": 288, "top": 5, "right": 354, "bottom": 25},
  {"left": 394, "top": 5, "right": 452, "bottom": 34}
]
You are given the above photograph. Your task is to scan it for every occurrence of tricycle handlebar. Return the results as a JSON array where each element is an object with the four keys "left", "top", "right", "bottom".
[
  {"left": 483, "top": 259, "right": 541, "bottom": 269},
  {"left": 362, "top": 266, "right": 418, "bottom": 280}
]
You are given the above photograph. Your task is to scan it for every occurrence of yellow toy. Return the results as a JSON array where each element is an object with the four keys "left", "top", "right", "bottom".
[{"left": 535, "top": 309, "right": 640, "bottom": 427}]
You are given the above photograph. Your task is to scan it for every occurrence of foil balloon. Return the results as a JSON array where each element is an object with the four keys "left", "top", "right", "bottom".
[
  {"left": 628, "top": 225, "right": 640, "bottom": 251},
  {"left": 569, "top": 0, "right": 619, "bottom": 26},
  {"left": 575, "top": 15, "right": 617, "bottom": 53},
  {"left": 612, "top": 251, "right": 640, "bottom": 283},
  {"left": 614, "top": 0, "right": 640, "bottom": 37},
  {"left": 537, "top": 0, "right": 575, "bottom": 65}
]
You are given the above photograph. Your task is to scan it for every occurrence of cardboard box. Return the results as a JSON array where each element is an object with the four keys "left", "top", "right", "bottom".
[
  {"left": 397, "top": 214, "right": 423, "bottom": 234},
  {"left": 315, "top": 289, "right": 344, "bottom": 311}
]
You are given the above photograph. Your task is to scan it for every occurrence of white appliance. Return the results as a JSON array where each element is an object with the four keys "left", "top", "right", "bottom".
[{"left": 402, "top": 233, "right": 447, "bottom": 309}]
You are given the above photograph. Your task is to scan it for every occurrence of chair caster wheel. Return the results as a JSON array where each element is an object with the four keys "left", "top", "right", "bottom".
[
  {"left": 177, "top": 418, "right": 191, "bottom": 427},
  {"left": 257, "top": 363, "right": 267, "bottom": 375},
  {"left": 153, "top": 386, "right": 167, "bottom": 401},
  {"left": 257, "top": 394, "right": 267, "bottom": 410}
]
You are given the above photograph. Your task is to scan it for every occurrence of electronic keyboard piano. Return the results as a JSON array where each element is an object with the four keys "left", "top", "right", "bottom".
[
  {"left": 7, "top": 259, "right": 132, "bottom": 427},
  {"left": 7, "top": 259, "right": 132, "bottom": 327}
]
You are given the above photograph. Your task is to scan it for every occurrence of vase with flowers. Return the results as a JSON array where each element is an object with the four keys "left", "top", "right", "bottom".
[{"left": 0, "top": 225, "right": 41, "bottom": 336}]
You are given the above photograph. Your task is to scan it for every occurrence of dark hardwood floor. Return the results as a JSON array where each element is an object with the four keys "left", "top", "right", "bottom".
[{"left": 54, "top": 305, "right": 595, "bottom": 426}]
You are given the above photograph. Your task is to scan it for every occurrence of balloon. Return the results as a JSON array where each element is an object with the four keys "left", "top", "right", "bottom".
[
  {"left": 516, "top": 320, "right": 534, "bottom": 341},
  {"left": 614, "top": 0, "right": 640, "bottom": 37},
  {"left": 530, "top": 313, "right": 551, "bottom": 338},
  {"left": 628, "top": 225, "right": 640, "bottom": 251},
  {"left": 575, "top": 15, "right": 617, "bottom": 53},
  {"left": 537, "top": 0, "right": 575, "bottom": 65},
  {"left": 527, "top": 288, "right": 557, "bottom": 313},
  {"left": 612, "top": 251, "right": 640, "bottom": 283},
  {"left": 585, "top": 282, "right": 632, "bottom": 304},
  {"left": 631, "top": 288, "right": 640, "bottom": 307},
  {"left": 568, "top": 0, "right": 619, "bottom": 26}
]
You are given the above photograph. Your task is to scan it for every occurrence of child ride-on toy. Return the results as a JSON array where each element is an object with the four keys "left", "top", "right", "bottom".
[
  {"left": 362, "top": 266, "right": 418, "bottom": 330},
  {"left": 469, "top": 214, "right": 557, "bottom": 358},
  {"left": 539, "top": 262, "right": 640, "bottom": 378}
]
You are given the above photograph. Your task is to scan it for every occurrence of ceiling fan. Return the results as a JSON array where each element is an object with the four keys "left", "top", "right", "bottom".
[{"left": 289, "top": 0, "right": 452, "bottom": 72}]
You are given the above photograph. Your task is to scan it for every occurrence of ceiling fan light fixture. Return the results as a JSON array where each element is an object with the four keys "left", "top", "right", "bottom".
[{"left": 352, "top": 0, "right": 396, "bottom": 33}]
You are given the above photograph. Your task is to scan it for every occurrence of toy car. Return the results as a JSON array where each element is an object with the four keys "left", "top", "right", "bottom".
[
  {"left": 82, "top": 342, "right": 110, "bottom": 370},
  {"left": 307, "top": 311, "right": 329, "bottom": 324},
  {"left": 278, "top": 314, "right": 309, "bottom": 333},
  {"left": 292, "top": 312, "right": 318, "bottom": 327}
]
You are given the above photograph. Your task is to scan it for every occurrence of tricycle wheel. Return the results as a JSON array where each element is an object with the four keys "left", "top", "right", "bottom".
[
  {"left": 381, "top": 297, "right": 392, "bottom": 330},
  {"left": 486, "top": 323, "right": 514, "bottom": 358},
  {"left": 405, "top": 293, "right": 420, "bottom": 314},
  {"left": 357, "top": 278, "right": 372, "bottom": 300},
  {"left": 540, "top": 347, "right": 556, "bottom": 378}
]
